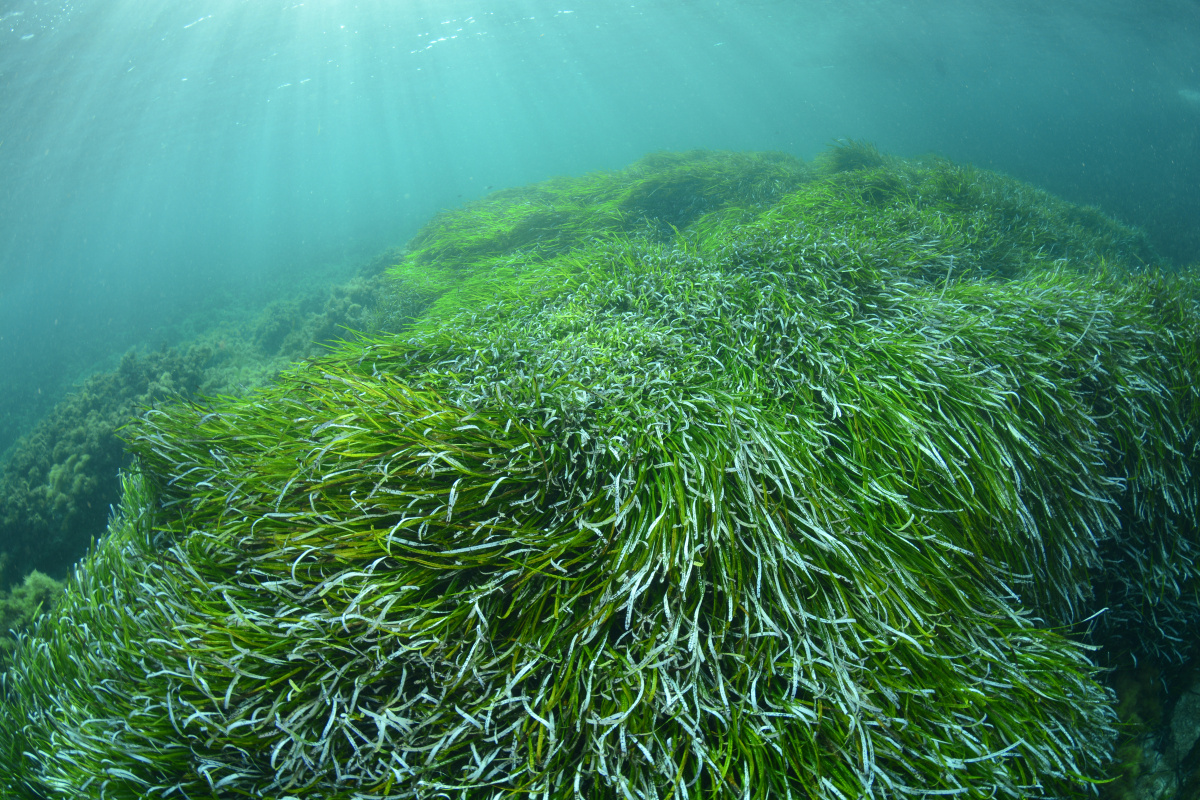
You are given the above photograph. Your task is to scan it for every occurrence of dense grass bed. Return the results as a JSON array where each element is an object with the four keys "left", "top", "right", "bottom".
[{"left": 2, "top": 144, "right": 1197, "bottom": 799}]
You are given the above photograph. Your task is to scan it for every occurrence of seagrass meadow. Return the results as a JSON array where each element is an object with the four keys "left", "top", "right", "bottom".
[{"left": 1, "top": 145, "right": 1198, "bottom": 799}]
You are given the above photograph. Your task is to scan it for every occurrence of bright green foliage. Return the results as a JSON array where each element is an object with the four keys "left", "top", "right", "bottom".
[
  {"left": 387, "top": 150, "right": 811, "bottom": 328},
  {"left": 2, "top": 145, "right": 1198, "bottom": 799}
]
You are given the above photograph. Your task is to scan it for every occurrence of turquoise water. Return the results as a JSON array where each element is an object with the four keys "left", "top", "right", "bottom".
[{"left": 0, "top": 0, "right": 1197, "bottom": 452}]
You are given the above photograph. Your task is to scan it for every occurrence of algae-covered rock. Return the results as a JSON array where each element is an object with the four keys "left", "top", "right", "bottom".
[
  {"left": 0, "top": 570, "right": 64, "bottom": 674},
  {"left": 0, "top": 266, "right": 394, "bottom": 596},
  {"left": 0, "top": 346, "right": 213, "bottom": 589},
  {"left": 1, "top": 146, "right": 1198, "bottom": 799}
]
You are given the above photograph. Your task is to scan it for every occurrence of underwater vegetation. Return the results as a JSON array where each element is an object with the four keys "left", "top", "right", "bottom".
[
  {"left": 386, "top": 150, "right": 812, "bottom": 332},
  {"left": 1, "top": 145, "right": 1197, "bottom": 799},
  {"left": 0, "top": 263, "right": 393, "bottom": 596},
  {"left": 0, "top": 571, "right": 63, "bottom": 675},
  {"left": 0, "top": 346, "right": 213, "bottom": 589}
]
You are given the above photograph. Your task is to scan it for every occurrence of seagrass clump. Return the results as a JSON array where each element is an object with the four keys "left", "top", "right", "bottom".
[{"left": 1, "top": 147, "right": 1197, "bottom": 799}]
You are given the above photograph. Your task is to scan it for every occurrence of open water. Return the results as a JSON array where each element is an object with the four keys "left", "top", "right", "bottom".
[{"left": 1, "top": 0, "right": 1198, "bottom": 454}]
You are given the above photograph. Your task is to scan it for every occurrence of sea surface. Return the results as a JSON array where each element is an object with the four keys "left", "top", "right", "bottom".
[{"left": 1, "top": 0, "right": 1198, "bottom": 455}]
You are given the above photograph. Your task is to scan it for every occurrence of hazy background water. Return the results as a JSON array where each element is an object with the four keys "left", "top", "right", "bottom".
[{"left": 1, "top": 0, "right": 1198, "bottom": 456}]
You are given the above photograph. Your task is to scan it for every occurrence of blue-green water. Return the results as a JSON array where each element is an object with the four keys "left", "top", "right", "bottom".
[{"left": 1, "top": 0, "right": 1198, "bottom": 453}]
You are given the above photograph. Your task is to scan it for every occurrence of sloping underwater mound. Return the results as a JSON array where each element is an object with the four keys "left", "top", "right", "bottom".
[{"left": 1, "top": 146, "right": 1198, "bottom": 799}]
